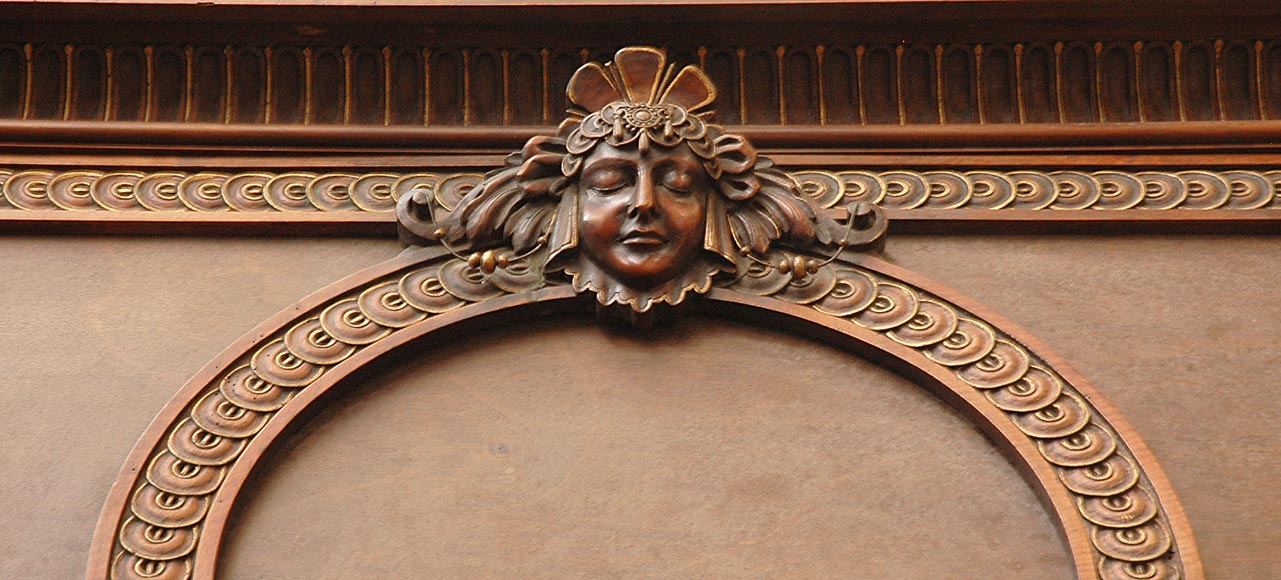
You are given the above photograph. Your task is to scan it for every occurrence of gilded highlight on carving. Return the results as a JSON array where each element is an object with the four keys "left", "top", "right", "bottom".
[
  {"left": 104, "top": 252, "right": 1190, "bottom": 580},
  {"left": 93, "top": 46, "right": 1201, "bottom": 580},
  {"left": 398, "top": 47, "right": 881, "bottom": 312},
  {"left": 2, "top": 168, "right": 1279, "bottom": 214}
]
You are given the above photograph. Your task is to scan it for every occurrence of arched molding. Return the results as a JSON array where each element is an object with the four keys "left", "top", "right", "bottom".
[{"left": 87, "top": 247, "right": 1202, "bottom": 580}]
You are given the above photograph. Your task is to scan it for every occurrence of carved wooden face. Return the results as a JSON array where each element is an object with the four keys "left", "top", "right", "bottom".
[{"left": 576, "top": 141, "right": 710, "bottom": 290}]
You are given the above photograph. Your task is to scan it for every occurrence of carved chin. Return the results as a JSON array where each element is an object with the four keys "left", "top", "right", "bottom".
[{"left": 563, "top": 254, "right": 725, "bottom": 312}]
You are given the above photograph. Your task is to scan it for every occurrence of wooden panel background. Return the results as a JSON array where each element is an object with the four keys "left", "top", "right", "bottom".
[{"left": 1, "top": 3, "right": 1278, "bottom": 578}]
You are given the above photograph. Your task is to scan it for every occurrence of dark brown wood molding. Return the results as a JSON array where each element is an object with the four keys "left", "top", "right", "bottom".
[
  {"left": 3, "top": 165, "right": 1279, "bottom": 236},
  {"left": 3, "top": 37, "right": 1281, "bottom": 128},
  {"left": 87, "top": 245, "right": 1204, "bottom": 580},
  {"left": 5, "top": 120, "right": 1281, "bottom": 152}
]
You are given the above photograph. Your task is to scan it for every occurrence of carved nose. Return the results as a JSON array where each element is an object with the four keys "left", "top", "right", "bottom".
[{"left": 627, "top": 172, "right": 657, "bottom": 217}]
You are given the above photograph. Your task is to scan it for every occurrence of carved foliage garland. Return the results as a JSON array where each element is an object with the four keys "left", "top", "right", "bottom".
[{"left": 99, "top": 249, "right": 1193, "bottom": 580}]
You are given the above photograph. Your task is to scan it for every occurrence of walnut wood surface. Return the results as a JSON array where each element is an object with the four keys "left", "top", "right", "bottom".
[
  {"left": 3, "top": 38, "right": 1281, "bottom": 127},
  {"left": 0, "top": 4, "right": 1264, "bottom": 578},
  {"left": 85, "top": 246, "right": 1204, "bottom": 580}
]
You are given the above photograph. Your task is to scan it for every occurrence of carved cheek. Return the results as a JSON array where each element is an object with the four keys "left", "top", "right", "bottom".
[
  {"left": 577, "top": 191, "right": 627, "bottom": 248},
  {"left": 659, "top": 191, "right": 707, "bottom": 243}
]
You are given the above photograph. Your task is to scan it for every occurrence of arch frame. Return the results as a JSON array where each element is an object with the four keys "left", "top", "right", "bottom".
[{"left": 87, "top": 246, "right": 1203, "bottom": 580}]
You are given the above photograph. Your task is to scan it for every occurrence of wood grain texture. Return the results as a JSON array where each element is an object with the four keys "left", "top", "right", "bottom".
[{"left": 2, "top": 39, "right": 1280, "bottom": 128}]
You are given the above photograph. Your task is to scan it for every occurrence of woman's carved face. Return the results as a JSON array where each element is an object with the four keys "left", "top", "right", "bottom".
[{"left": 576, "top": 141, "right": 710, "bottom": 290}]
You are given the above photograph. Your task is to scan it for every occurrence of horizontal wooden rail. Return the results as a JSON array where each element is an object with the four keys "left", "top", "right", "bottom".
[{"left": 5, "top": 120, "right": 1281, "bottom": 150}]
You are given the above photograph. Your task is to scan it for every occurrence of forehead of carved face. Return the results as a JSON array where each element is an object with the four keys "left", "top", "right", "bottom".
[{"left": 576, "top": 141, "right": 711, "bottom": 290}]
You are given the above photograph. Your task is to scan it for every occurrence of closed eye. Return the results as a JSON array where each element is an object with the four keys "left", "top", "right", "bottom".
[
  {"left": 660, "top": 168, "right": 696, "bottom": 194},
  {"left": 584, "top": 167, "right": 632, "bottom": 194}
]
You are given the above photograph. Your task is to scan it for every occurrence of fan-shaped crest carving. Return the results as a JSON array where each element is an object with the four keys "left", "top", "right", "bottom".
[{"left": 397, "top": 46, "right": 886, "bottom": 313}]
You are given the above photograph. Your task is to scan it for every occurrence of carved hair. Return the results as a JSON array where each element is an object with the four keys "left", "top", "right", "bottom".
[{"left": 441, "top": 47, "right": 834, "bottom": 268}]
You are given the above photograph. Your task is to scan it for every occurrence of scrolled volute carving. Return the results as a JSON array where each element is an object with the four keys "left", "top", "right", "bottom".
[{"left": 398, "top": 46, "right": 886, "bottom": 313}]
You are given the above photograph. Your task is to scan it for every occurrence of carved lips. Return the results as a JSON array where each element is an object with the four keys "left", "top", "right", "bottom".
[{"left": 576, "top": 141, "right": 709, "bottom": 291}]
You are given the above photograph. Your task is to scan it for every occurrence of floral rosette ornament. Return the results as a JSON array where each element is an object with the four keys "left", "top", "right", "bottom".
[{"left": 398, "top": 46, "right": 868, "bottom": 314}]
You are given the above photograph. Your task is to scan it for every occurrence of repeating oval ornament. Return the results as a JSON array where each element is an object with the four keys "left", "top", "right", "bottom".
[
  {"left": 1006, "top": 170, "right": 1058, "bottom": 210},
  {"left": 1050, "top": 171, "right": 1103, "bottom": 209},
  {"left": 218, "top": 364, "right": 294, "bottom": 412},
  {"left": 985, "top": 365, "right": 1063, "bottom": 412},
  {"left": 924, "top": 318, "right": 997, "bottom": 366},
  {"left": 0, "top": 169, "right": 11, "bottom": 208},
  {"left": 1092, "top": 171, "right": 1146, "bottom": 210},
  {"left": 222, "top": 172, "right": 274, "bottom": 211},
  {"left": 1220, "top": 170, "right": 1273, "bottom": 209},
  {"left": 265, "top": 172, "right": 318, "bottom": 211},
  {"left": 438, "top": 259, "right": 504, "bottom": 302},
  {"left": 351, "top": 173, "right": 401, "bottom": 211},
  {"left": 357, "top": 281, "right": 428, "bottom": 328},
  {"left": 775, "top": 262, "right": 837, "bottom": 304},
  {"left": 1059, "top": 454, "right": 1141, "bottom": 497},
  {"left": 135, "top": 172, "right": 188, "bottom": 211},
  {"left": 91, "top": 171, "right": 146, "bottom": 211},
  {"left": 792, "top": 170, "right": 844, "bottom": 208},
  {"left": 757, "top": 264, "right": 1179, "bottom": 576},
  {"left": 1136, "top": 172, "right": 1188, "bottom": 209},
  {"left": 167, "top": 418, "right": 246, "bottom": 466},
  {"left": 850, "top": 282, "right": 918, "bottom": 330},
  {"left": 3, "top": 169, "right": 55, "bottom": 210},
  {"left": 3, "top": 167, "right": 1275, "bottom": 218},
  {"left": 878, "top": 171, "right": 930, "bottom": 209},
  {"left": 190, "top": 390, "right": 269, "bottom": 438},
  {"left": 320, "top": 298, "right": 393, "bottom": 345},
  {"left": 956, "top": 339, "right": 1031, "bottom": 389},
  {"left": 1079, "top": 487, "right": 1159, "bottom": 528},
  {"left": 963, "top": 170, "right": 1015, "bottom": 209},
  {"left": 1038, "top": 423, "right": 1117, "bottom": 467},
  {"left": 48, "top": 170, "right": 104, "bottom": 210},
  {"left": 1093, "top": 521, "right": 1174, "bottom": 562},
  {"left": 392, "top": 173, "right": 443, "bottom": 210},
  {"left": 399, "top": 265, "right": 466, "bottom": 313},
  {"left": 487, "top": 256, "right": 547, "bottom": 294},
  {"left": 282, "top": 318, "right": 357, "bottom": 365},
  {"left": 836, "top": 170, "right": 886, "bottom": 204},
  {"left": 308, "top": 173, "right": 359, "bottom": 211},
  {"left": 177, "top": 173, "right": 230, "bottom": 211},
  {"left": 1011, "top": 391, "right": 1090, "bottom": 438},
  {"left": 1098, "top": 557, "right": 1181, "bottom": 580},
  {"left": 1266, "top": 171, "right": 1281, "bottom": 208},
  {"left": 130, "top": 485, "right": 210, "bottom": 528},
  {"left": 431, "top": 173, "right": 482, "bottom": 212},
  {"left": 118, "top": 517, "right": 198, "bottom": 561},
  {"left": 921, "top": 170, "right": 971, "bottom": 208},
  {"left": 1177, "top": 171, "right": 1230, "bottom": 209},
  {"left": 887, "top": 299, "right": 957, "bottom": 347},
  {"left": 112, "top": 552, "right": 192, "bottom": 580},
  {"left": 813, "top": 268, "right": 878, "bottom": 316},
  {"left": 733, "top": 252, "right": 793, "bottom": 296},
  {"left": 251, "top": 339, "right": 325, "bottom": 387},
  {"left": 145, "top": 452, "right": 225, "bottom": 496}
]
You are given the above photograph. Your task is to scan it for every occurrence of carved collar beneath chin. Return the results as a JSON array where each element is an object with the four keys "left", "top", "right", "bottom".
[{"left": 561, "top": 255, "right": 728, "bottom": 313}]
